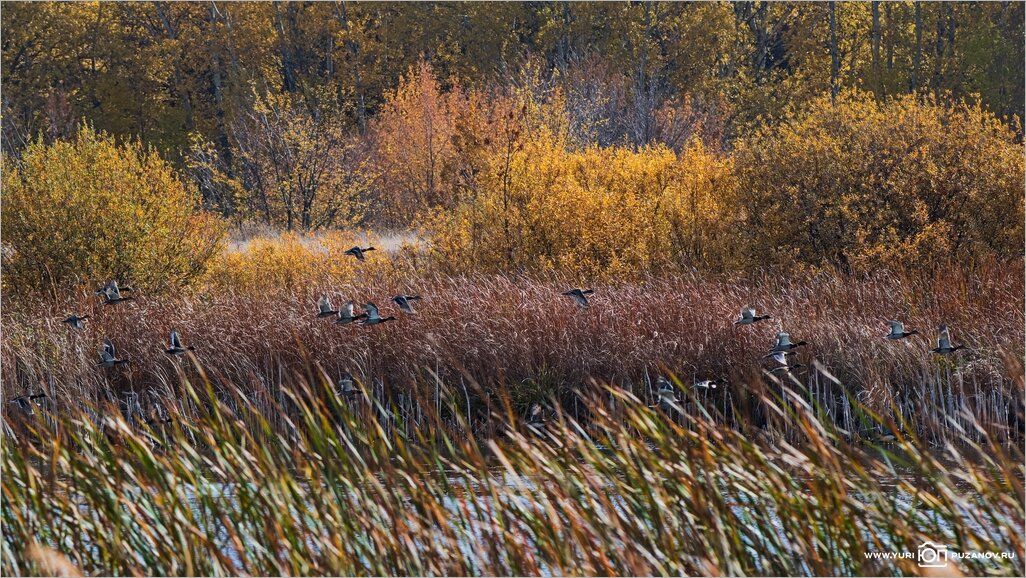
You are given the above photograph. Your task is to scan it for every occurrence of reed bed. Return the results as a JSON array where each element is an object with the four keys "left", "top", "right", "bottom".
[
  {"left": 2, "top": 370, "right": 1023, "bottom": 576},
  {"left": 2, "top": 260, "right": 1023, "bottom": 442}
]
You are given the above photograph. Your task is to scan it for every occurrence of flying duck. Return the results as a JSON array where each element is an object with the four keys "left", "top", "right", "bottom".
[
  {"left": 885, "top": 320, "right": 919, "bottom": 340},
  {"left": 931, "top": 325, "right": 966, "bottom": 354},
  {"left": 344, "top": 246, "right": 376, "bottom": 261},
  {"left": 61, "top": 314, "right": 90, "bottom": 330},
  {"left": 695, "top": 378, "right": 727, "bottom": 389},
  {"left": 98, "top": 339, "right": 129, "bottom": 367},
  {"left": 338, "top": 372, "right": 363, "bottom": 397},
  {"left": 9, "top": 392, "right": 47, "bottom": 413},
  {"left": 735, "top": 307, "right": 772, "bottom": 325},
  {"left": 650, "top": 377, "right": 679, "bottom": 410},
  {"left": 767, "top": 351, "right": 804, "bottom": 374},
  {"left": 360, "top": 302, "right": 396, "bottom": 325},
  {"left": 316, "top": 295, "right": 339, "bottom": 318},
  {"left": 392, "top": 294, "right": 421, "bottom": 315},
  {"left": 100, "top": 281, "right": 134, "bottom": 305},
  {"left": 562, "top": 288, "right": 594, "bottom": 308},
  {"left": 165, "top": 330, "right": 196, "bottom": 356},
  {"left": 769, "top": 332, "right": 808, "bottom": 353},
  {"left": 336, "top": 302, "right": 368, "bottom": 325}
]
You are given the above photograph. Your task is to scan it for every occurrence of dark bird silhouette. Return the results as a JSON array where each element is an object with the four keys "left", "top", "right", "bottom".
[
  {"left": 931, "top": 324, "right": 966, "bottom": 354},
  {"left": 649, "top": 377, "right": 679, "bottom": 411},
  {"left": 392, "top": 294, "right": 421, "bottom": 314},
  {"left": 165, "top": 330, "right": 196, "bottom": 356},
  {"left": 769, "top": 332, "right": 808, "bottom": 353},
  {"left": 98, "top": 339, "right": 129, "bottom": 367},
  {"left": 338, "top": 372, "right": 363, "bottom": 397},
  {"left": 344, "top": 246, "right": 376, "bottom": 261},
  {"left": 100, "top": 281, "right": 134, "bottom": 305},
  {"left": 766, "top": 351, "right": 804, "bottom": 374},
  {"left": 562, "top": 288, "right": 594, "bottom": 308},
  {"left": 735, "top": 307, "right": 772, "bottom": 325},
  {"left": 9, "top": 392, "right": 47, "bottom": 414},
  {"left": 62, "top": 314, "right": 90, "bottom": 330},
  {"left": 336, "top": 302, "right": 368, "bottom": 325},
  {"left": 316, "top": 295, "right": 339, "bottom": 318}
]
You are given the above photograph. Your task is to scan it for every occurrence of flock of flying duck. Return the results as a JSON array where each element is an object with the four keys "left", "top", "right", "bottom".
[
  {"left": 58, "top": 246, "right": 413, "bottom": 369},
  {"left": 15, "top": 246, "right": 965, "bottom": 414},
  {"left": 559, "top": 287, "right": 967, "bottom": 410}
]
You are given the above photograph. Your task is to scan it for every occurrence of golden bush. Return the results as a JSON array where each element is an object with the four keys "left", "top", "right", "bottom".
[
  {"left": 1, "top": 126, "right": 225, "bottom": 296},
  {"left": 730, "top": 91, "right": 1025, "bottom": 273},
  {"left": 426, "top": 129, "right": 735, "bottom": 278},
  {"left": 202, "top": 231, "right": 393, "bottom": 295}
]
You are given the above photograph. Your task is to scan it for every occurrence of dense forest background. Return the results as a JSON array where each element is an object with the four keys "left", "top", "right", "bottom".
[
  {"left": 4, "top": 2, "right": 1021, "bottom": 158},
  {"left": 2, "top": 1, "right": 1024, "bottom": 291}
]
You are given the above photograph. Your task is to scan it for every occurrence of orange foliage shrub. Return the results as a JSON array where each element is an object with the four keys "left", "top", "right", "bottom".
[{"left": 368, "top": 62, "right": 470, "bottom": 225}]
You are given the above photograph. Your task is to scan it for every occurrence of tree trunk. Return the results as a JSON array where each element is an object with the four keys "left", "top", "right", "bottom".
[
  {"left": 932, "top": 3, "right": 945, "bottom": 91},
  {"left": 207, "top": 4, "right": 235, "bottom": 196},
  {"left": 829, "top": 1, "right": 840, "bottom": 102},
  {"left": 334, "top": 1, "right": 366, "bottom": 132},
  {"left": 871, "top": 1, "right": 881, "bottom": 96},
  {"left": 885, "top": 2, "right": 894, "bottom": 74},
  {"left": 273, "top": 1, "right": 298, "bottom": 92},
  {"left": 911, "top": 1, "right": 922, "bottom": 92}
]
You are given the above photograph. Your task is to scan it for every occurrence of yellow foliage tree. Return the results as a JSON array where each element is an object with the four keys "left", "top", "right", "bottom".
[
  {"left": 1, "top": 126, "right": 225, "bottom": 296},
  {"left": 730, "top": 91, "right": 1024, "bottom": 273},
  {"left": 192, "top": 89, "right": 373, "bottom": 231}
]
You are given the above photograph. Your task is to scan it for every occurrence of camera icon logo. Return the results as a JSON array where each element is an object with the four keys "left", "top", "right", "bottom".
[{"left": 918, "top": 542, "right": 949, "bottom": 567}]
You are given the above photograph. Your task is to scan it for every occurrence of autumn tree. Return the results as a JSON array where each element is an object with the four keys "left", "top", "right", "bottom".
[
  {"left": 192, "top": 89, "right": 373, "bottom": 231},
  {"left": 367, "top": 62, "right": 467, "bottom": 225}
]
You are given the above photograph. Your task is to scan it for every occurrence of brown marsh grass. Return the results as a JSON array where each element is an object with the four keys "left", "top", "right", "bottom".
[{"left": 2, "top": 258, "right": 1022, "bottom": 442}]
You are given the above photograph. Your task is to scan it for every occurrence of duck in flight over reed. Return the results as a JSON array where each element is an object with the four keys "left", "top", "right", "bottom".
[
  {"left": 931, "top": 324, "right": 966, "bottom": 354},
  {"left": 768, "top": 331, "right": 808, "bottom": 353},
  {"left": 98, "top": 339, "right": 129, "bottom": 367},
  {"left": 9, "top": 392, "right": 47, "bottom": 414},
  {"left": 650, "top": 377, "right": 679, "bottom": 411},
  {"left": 99, "top": 280, "right": 134, "bottom": 305},
  {"left": 735, "top": 307, "right": 772, "bottom": 325},
  {"left": 392, "top": 294, "right": 421, "bottom": 315},
  {"left": 165, "top": 330, "right": 196, "bottom": 356},
  {"left": 61, "top": 314, "right": 89, "bottom": 330},
  {"left": 695, "top": 378, "right": 727, "bottom": 389},
  {"left": 562, "top": 288, "right": 594, "bottom": 308},
  {"left": 767, "top": 351, "right": 804, "bottom": 374},
  {"left": 360, "top": 302, "right": 396, "bottom": 325},
  {"left": 316, "top": 295, "right": 338, "bottom": 318},
  {"left": 885, "top": 320, "right": 919, "bottom": 340},
  {"left": 336, "top": 302, "right": 368, "bottom": 325}
]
